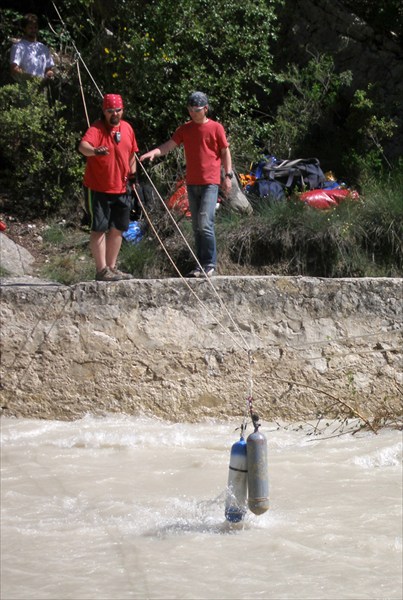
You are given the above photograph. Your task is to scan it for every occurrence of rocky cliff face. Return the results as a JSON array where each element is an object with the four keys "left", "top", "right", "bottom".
[{"left": 0, "top": 275, "right": 401, "bottom": 423}]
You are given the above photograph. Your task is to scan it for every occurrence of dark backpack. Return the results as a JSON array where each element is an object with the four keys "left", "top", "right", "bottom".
[{"left": 254, "top": 156, "right": 326, "bottom": 199}]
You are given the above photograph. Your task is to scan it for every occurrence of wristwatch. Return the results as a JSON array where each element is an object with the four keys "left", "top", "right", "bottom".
[{"left": 225, "top": 172, "right": 234, "bottom": 179}]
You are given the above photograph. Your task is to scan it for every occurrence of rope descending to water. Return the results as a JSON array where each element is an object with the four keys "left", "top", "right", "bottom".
[{"left": 134, "top": 158, "right": 260, "bottom": 417}]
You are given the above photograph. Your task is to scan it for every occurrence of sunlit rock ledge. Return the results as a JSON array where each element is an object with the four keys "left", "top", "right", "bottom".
[{"left": 0, "top": 275, "right": 401, "bottom": 422}]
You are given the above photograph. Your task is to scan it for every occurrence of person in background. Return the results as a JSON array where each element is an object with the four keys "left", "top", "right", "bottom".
[
  {"left": 140, "top": 91, "right": 233, "bottom": 277},
  {"left": 10, "top": 13, "right": 55, "bottom": 81},
  {"left": 78, "top": 94, "right": 138, "bottom": 281}
]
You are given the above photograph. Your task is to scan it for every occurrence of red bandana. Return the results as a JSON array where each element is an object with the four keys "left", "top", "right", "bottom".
[{"left": 102, "top": 94, "right": 124, "bottom": 110}]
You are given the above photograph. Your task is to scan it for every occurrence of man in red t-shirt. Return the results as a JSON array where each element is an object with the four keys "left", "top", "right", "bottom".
[
  {"left": 79, "top": 94, "right": 139, "bottom": 281},
  {"left": 140, "top": 91, "right": 233, "bottom": 277}
]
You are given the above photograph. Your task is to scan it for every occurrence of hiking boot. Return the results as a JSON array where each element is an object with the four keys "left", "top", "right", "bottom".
[
  {"left": 186, "top": 266, "right": 215, "bottom": 278},
  {"left": 204, "top": 266, "right": 215, "bottom": 277},
  {"left": 95, "top": 267, "right": 121, "bottom": 282},
  {"left": 186, "top": 267, "right": 203, "bottom": 278},
  {"left": 110, "top": 267, "right": 133, "bottom": 280}
]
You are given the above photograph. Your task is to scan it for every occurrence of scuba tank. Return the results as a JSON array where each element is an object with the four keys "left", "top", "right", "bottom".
[
  {"left": 225, "top": 435, "right": 248, "bottom": 523},
  {"left": 247, "top": 414, "right": 269, "bottom": 515}
]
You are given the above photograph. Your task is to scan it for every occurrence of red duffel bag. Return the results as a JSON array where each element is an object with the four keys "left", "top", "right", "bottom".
[{"left": 300, "top": 188, "right": 359, "bottom": 209}]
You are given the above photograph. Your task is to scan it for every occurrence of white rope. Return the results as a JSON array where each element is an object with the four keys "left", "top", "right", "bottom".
[
  {"left": 77, "top": 61, "right": 90, "bottom": 128},
  {"left": 52, "top": 1, "right": 103, "bottom": 98},
  {"left": 136, "top": 157, "right": 254, "bottom": 353},
  {"left": 132, "top": 185, "right": 249, "bottom": 354},
  {"left": 133, "top": 159, "right": 259, "bottom": 421}
]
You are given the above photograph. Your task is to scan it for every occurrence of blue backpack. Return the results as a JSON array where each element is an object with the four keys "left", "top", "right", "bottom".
[{"left": 252, "top": 156, "right": 326, "bottom": 200}]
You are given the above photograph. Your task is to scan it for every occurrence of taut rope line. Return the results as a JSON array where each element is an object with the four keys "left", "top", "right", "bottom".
[
  {"left": 134, "top": 157, "right": 257, "bottom": 413},
  {"left": 132, "top": 184, "right": 252, "bottom": 355},
  {"left": 51, "top": 1, "right": 103, "bottom": 99},
  {"left": 76, "top": 61, "right": 90, "bottom": 128},
  {"left": 135, "top": 157, "right": 254, "bottom": 350}
]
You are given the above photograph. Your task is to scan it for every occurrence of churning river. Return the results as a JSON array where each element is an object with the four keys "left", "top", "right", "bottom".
[{"left": 1, "top": 416, "right": 402, "bottom": 600}]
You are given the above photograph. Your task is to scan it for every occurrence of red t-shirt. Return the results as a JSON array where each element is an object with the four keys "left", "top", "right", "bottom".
[
  {"left": 171, "top": 119, "right": 229, "bottom": 185},
  {"left": 81, "top": 119, "right": 139, "bottom": 193}
]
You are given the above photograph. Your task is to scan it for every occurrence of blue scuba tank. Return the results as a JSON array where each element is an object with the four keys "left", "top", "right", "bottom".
[{"left": 225, "top": 436, "right": 248, "bottom": 523}]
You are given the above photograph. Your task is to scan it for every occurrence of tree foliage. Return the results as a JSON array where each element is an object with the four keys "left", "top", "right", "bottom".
[
  {"left": 0, "top": 81, "right": 83, "bottom": 215},
  {"left": 0, "top": 0, "right": 400, "bottom": 217},
  {"left": 268, "top": 53, "right": 353, "bottom": 158},
  {"left": 74, "top": 0, "right": 280, "bottom": 151}
]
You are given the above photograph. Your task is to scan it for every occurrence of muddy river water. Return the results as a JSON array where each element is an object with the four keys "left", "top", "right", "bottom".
[{"left": 1, "top": 416, "right": 402, "bottom": 600}]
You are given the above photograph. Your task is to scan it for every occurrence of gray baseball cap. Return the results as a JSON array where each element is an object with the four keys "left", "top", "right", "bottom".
[{"left": 187, "top": 91, "right": 208, "bottom": 107}]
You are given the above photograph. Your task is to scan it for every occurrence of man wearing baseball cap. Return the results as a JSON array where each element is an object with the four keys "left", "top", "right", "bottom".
[
  {"left": 140, "top": 91, "right": 233, "bottom": 277},
  {"left": 79, "top": 94, "right": 139, "bottom": 281}
]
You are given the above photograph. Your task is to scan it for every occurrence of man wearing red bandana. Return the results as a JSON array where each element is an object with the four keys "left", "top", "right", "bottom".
[{"left": 79, "top": 94, "right": 139, "bottom": 281}]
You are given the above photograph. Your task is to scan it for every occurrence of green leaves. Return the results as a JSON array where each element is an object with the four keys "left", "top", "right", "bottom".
[
  {"left": 77, "top": 0, "right": 280, "bottom": 152},
  {"left": 272, "top": 54, "right": 353, "bottom": 157},
  {"left": 2, "top": 0, "right": 398, "bottom": 219},
  {"left": 0, "top": 81, "right": 83, "bottom": 215}
]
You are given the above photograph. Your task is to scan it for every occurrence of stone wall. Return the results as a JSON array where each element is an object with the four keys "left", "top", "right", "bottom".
[{"left": 0, "top": 275, "right": 401, "bottom": 423}]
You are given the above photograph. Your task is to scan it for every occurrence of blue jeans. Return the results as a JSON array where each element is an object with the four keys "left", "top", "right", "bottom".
[{"left": 187, "top": 184, "right": 219, "bottom": 268}]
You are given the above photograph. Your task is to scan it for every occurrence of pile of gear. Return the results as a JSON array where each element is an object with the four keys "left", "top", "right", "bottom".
[
  {"left": 123, "top": 155, "right": 360, "bottom": 246},
  {"left": 239, "top": 156, "right": 359, "bottom": 209}
]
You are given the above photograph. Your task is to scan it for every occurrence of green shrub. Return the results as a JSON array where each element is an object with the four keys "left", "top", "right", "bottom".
[
  {"left": 0, "top": 81, "right": 84, "bottom": 217},
  {"left": 344, "top": 86, "right": 398, "bottom": 179},
  {"left": 353, "top": 168, "right": 403, "bottom": 275},
  {"left": 119, "top": 237, "right": 162, "bottom": 278},
  {"left": 116, "top": 169, "right": 403, "bottom": 280},
  {"left": 72, "top": 0, "right": 280, "bottom": 156},
  {"left": 21, "top": 167, "right": 402, "bottom": 284},
  {"left": 269, "top": 54, "right": 353, "bottom": 158}
]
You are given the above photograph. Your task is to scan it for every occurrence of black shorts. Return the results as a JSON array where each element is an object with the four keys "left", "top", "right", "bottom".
[{"left": 84, "top": 187, "right": 131, "bottom": 232}]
